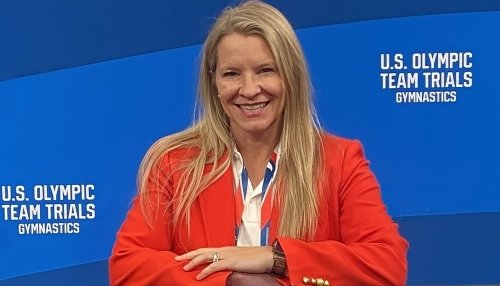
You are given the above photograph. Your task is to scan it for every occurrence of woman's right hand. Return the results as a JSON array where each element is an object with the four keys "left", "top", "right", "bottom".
[{"left": 175, "top": 246, "right": 274, "bottom": 280}]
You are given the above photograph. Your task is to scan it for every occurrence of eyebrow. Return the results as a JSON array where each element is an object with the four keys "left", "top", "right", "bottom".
[
  {"left": 256, "top": 62, "right": 277, "bottom": 69},
  {"left": 217, "top": 60, "right": 277, "bottom": 71}
]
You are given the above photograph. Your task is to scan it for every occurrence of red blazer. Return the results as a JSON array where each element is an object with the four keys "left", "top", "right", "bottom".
[{"left": 109, "top": 135, "right": 408, "bottom": 286}]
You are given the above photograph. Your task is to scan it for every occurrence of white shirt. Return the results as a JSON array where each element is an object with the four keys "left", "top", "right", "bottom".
[{"left": 232, "top": 146, "right": 280, "bottom": 246}]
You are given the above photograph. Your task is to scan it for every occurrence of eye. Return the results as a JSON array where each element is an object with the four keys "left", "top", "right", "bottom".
[
  {"left": 259, "top": 67, "right": 275, "bottom": 74},
  {"left": 222, "top": 71, "right": 238, "bottom": 77}
]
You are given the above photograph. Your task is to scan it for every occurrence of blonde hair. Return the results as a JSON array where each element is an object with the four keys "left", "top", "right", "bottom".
[{"left": 139, "top": 0, "right": 323, "bottom": 240}]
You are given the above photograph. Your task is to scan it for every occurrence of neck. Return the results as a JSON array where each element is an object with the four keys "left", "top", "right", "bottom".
[
  {"left": 231, "top": 128, "right": 280, "bottom": 188},
  {"left": 231, "top": 130, "right": 279, "bottom": 161}
]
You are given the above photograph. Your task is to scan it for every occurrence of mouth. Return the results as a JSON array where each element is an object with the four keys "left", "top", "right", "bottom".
[{"left": 235, "top": 101, "right": 270, "bottom": 113}]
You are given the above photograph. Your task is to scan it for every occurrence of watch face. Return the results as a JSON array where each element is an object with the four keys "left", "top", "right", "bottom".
[
  {"left": 273, "top": 239, "right": 279, "bottom": 248},
  {"left": 273, "top": 239, "right": 283, "bottom": 253}
]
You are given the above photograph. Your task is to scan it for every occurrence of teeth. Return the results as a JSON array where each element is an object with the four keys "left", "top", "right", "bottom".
[{"left": 240, "top": 102, "right": 266, "bottom": 112}]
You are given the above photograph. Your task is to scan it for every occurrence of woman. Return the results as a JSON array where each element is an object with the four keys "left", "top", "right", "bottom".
[{"left": 109, "top": 1, "right": 408, "bottom": 285}]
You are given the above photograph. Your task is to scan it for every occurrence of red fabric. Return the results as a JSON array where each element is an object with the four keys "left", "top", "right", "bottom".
[{"left": 109, "top": 134, "right": 408, "bottom": 286}]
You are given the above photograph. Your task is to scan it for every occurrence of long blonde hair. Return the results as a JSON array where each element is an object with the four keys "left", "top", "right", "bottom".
[{"left": 139, "top": 0, "right": 323, "bottom": 240}]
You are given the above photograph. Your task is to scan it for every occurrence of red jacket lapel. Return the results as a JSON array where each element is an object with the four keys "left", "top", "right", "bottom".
[{"left": 197, "top": 166, "right": 237, "bottom": 247}]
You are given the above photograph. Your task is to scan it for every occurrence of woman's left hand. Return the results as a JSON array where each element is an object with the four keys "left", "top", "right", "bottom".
[{"left": 174, "top": 246, "right": 274, "bottom": 280}]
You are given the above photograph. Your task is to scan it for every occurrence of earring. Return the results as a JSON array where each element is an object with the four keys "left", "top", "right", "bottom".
[{"left": 217, "top": 94, "right": 220, "bottom": 98}]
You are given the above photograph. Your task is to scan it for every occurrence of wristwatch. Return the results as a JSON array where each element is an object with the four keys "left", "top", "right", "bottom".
[{"left": 271, "top": 238, "right": 287, "bottom": 276}]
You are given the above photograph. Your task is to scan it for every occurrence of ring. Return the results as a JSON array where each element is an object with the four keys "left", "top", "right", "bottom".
[{"left": 212, "top": 251, "right": 220, "bottom": 263}]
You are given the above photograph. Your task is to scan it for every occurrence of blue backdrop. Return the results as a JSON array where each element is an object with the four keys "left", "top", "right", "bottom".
[{"left": 1, "top": 1, "right": 499, "bottom": 285}]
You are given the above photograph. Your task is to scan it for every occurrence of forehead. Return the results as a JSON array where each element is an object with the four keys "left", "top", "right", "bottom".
[{"left": 216, "top": 33, "right": 275, "bottom": 67}]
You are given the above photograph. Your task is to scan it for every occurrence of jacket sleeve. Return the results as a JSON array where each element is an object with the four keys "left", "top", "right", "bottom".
[
  {"left": 108, "top": 153, "right": 230, "bottom": 286},
  {"left": 278, "top": 140, "right": 408, "bottom": 286}
]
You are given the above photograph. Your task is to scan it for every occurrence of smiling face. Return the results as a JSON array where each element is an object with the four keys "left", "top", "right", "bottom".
[{"left": 215, "top": 33, "right": 285, "bottom": 142}]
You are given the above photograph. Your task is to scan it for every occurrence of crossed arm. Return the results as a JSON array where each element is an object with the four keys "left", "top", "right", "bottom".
[{"left": 109, "top": 139, "right": 408, "bottom": 286}]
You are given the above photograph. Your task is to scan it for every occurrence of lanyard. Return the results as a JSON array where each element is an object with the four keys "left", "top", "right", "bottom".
[{"left": 234, "top": 152, "right": 278, "bottom": 246}]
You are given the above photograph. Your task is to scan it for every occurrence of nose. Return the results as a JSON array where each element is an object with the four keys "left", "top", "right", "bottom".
[{"left": 239, "top": 73, "right": 261, "bottom": 99}]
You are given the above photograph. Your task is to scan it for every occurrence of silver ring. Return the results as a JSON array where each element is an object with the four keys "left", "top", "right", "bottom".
[{"left": 212, "top": 251, "right": 220, "bottom": 263}]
